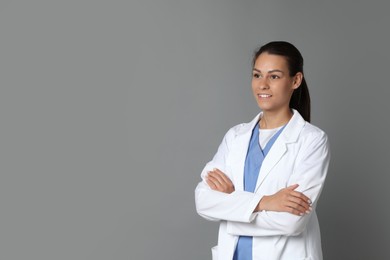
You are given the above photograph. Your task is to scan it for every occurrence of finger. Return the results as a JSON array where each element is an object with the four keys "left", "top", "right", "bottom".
[
  {"left": 285, "top": 201, "right": 310, "bottom": 214},
  {"left": 285, "top": 202, "right": 312, "bottom": 216},
  {"left": 207, "top": 174, "right": 223, "bottom": 189},
  {"left": 208, "top": 171, "right": 228, "bottom": 186},
  {"left": 207, "top": 178, "right": 223, "bottom": 192},
  {"left": 284, "top": 206, "right": 304, "bottom": 216},
  {"left": 213, "top": 169, "right": 233, "bottom": 185},
  {"left": 290, "top": 191, "right": 311, "bottom": 204},
  {"left": 286, "top": 184, "right": 299, "bottom": 191},
  {"left": 288, "top": 196, "right": 311, "bottom": 211},
  {"left": 209, "top": 175, "right": 226, "bottom": 192},
  {"left": 206, "top": 178, "right": 218, "bottom": 190},
  {"left": 290, "top": 191, "right": 309, "bottom": 201},
  {"left": 287, "top": 196, "right": 313, "bottom": 213}
]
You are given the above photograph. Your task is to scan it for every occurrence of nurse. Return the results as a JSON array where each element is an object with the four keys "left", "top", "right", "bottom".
[{"left": 195, "top": 41, "right": 330, "bottom": 260}]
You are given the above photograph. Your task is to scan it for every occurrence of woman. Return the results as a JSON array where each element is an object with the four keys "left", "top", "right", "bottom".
[{"left": 195, "top": 41, "right": 330, "bottom": 260}]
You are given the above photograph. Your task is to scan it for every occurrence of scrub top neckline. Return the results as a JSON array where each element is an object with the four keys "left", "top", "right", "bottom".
[{"left": 258, "top": 125, "right": 284, "bottom": 132}]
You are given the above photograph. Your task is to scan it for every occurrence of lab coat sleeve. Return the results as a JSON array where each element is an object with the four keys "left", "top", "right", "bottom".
[
  {"left": 195, "top": 127, "right": 262, "bottom": 223},
  {"left": 226, "top": 131, "right": 330, "bottom": 236}
]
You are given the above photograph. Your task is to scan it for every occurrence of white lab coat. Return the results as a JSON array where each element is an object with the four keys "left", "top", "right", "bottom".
[{"left": 195, "top": 110, "right": 330, "bottom": 260}]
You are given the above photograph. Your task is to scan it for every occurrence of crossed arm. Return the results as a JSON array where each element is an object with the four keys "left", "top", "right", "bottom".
[{"left": 206, "top": 168, "right": 312, "bottom": 216}]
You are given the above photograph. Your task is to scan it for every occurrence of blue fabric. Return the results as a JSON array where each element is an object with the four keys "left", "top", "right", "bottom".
[{"left": 233, "top": 122, "right": 286, "bottom": 260}]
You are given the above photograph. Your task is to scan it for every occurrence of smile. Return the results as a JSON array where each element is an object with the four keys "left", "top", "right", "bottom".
[{"left": 258, "top": 94, "right": 272, "bottom": 98}]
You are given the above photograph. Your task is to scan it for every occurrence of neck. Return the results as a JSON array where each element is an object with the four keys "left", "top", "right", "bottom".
[{"left": 260, "top": 109, "right": 293, "bottom": 129}]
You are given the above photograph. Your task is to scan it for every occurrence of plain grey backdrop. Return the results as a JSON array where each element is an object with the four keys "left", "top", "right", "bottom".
[{"left": 1, "top": 1, "right": 390, "bottom": 259}]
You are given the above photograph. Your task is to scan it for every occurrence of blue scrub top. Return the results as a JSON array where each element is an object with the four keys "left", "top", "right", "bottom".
[{"left": 233, "top": 122, "right": 286, "bottom": 260}]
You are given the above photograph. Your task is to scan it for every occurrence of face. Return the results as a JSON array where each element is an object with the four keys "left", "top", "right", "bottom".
[{"left": 251, "top": 52, "right": 302, "bottom": 113}]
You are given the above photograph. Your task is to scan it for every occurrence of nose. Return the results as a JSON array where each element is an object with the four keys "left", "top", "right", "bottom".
[
  {"left": 260, "top": 84, "right": 269, "bottom": 90},
  {"left": 256, "top": 78, "right": 270, "bottom": 90}
]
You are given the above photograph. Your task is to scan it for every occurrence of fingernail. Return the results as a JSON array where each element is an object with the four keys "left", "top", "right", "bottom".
[
  {"left": 309, "top": 207, "right": 313, "bottom": 211},
  {"left": 299, "top": 213, "right": 304, "bottom": 216},
  {"left": 308, "top": 199, "right": 312, "bottom": 204},
  {"left": 305, "top": 210, "right": 310, "bottom": 214}
]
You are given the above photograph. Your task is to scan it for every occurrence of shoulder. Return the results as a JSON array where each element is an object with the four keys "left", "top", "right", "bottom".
[
  {"left": 224, "top": 115, "right": 259, "bottom": 139},
  {"left": 301, "top": 122, "right": 327, "bottom": 137},
  {"left": 299, "top": 122, "right": 329, "bottom": 149},
  {"left": 287, "top": 110, "right": 328, "bottom": 145},
  {"left": 221, "top": 123, "right": 245, "bottom": 144}
]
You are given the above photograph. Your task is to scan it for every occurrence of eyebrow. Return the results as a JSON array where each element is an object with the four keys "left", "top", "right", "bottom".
[{"left": 253, "top": 68, "right": 284, "bottom": 74}]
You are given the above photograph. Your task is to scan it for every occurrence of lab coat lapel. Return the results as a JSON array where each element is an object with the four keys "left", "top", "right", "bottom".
[
  {"left": 230, "top": 115, "right": 260, "bottom": 192},
  {"left": 254, "top": 137, "right": 287, "bottom": 192},
  {"left": 254, "top": 110, "right": 306, "bottom": 192}
]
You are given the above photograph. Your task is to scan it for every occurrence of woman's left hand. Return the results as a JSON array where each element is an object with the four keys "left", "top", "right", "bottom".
[{"left": 206, "top": 168, "right": 235, "bottom": 194}]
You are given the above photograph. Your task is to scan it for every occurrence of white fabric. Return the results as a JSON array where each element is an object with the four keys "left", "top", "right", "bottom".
[
  {"left": 258, "top": 125, "right": 283, "bottom": 150},
  {"left": 195, "top": 110, "right": 330, "bottom": 260}
]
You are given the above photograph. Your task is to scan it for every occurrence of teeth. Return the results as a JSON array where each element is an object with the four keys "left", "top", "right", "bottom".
[{"left": 258, "top": 94, "right": 271, "bottom": 98}]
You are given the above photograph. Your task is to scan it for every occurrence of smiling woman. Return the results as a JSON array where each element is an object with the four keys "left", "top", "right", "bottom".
[{"left": 195, "top": 41, "right": 330, "bottom": 260}]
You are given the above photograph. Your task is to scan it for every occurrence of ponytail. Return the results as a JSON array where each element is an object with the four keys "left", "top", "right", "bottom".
[{"left": 290, "top": 77, "right": 311, "bottom": 122}]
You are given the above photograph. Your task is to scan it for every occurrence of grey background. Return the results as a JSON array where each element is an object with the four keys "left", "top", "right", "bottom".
[{"left": 1, "top": 1, "right": 389, "bottom": 259}]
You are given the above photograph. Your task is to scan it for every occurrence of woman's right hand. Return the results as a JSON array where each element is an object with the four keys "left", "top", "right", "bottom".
[{"left": 255, "top": 184, "right": 312, "bottom": 216}]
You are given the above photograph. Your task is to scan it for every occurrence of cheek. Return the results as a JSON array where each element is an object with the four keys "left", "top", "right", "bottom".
[
  {"left": 281, "top": 81, "right": 295, "bottom": 93},
  {"left": 251, "top": 81, "right": 257, "bottom": 92},
  {"left": 283, "top": 89, "right": 295, "bottom": 102},
  {"left": 274, "top": 84, "right": 294, "bottom": 101}
]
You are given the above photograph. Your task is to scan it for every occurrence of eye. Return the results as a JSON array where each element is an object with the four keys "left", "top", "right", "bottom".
[
  {"left": 253, "top": 73, "right": 261, "bottom": 79},
  {"left": 270, "top": 74, "right": 280, "bottom": 80}
]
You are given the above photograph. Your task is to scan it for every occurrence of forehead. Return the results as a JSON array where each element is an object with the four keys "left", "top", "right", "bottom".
[{"left": 254, "top": 53, "right": 289, "bottom": 72}]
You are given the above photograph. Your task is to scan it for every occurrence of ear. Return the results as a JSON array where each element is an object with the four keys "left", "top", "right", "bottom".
[{"left": 292, "top": 72, "right": 303, "bottom": 90}]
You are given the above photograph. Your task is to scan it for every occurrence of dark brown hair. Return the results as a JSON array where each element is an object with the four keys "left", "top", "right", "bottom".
[{"left": 252, "top": 41, "right": 311, "bottom": 122}]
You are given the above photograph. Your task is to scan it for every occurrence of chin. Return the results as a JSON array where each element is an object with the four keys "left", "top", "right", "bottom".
[{"left": 257, "top": 104, "right": 273, "bottom": 112}]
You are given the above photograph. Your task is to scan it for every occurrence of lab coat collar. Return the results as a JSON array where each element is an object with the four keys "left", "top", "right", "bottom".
[
  {"left": 231, "top": 109, "right": 306, "bottom": 192},
  {"left": 236, "top": 109, "right": 306, "bottom": 142}
]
